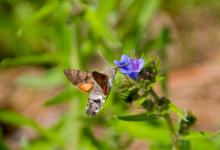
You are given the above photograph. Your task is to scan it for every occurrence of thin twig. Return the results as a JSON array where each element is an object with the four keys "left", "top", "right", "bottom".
[{"left": 149, "top": 89, "right": 180, "bottom": 150}]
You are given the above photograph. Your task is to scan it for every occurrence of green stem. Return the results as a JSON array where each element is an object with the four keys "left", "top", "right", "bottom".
[
  {"left": 164, "top": 114, "right": 180, "bottom": 150},
  {"left": 150, "top": 89, "right": 180, "bottom": 150}
]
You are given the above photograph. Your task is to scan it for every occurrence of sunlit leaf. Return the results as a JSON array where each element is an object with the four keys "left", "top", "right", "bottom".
[
  {"left": 137, "top": 0, "right": 160, "bottom": 29},
  {"left": 17, "top": 0, "right": 60, "bottom": 36},
  {"left": 113, "top": 120, "right": 170, "bottom": 142},
  {"left": 181, "top": 131, "right": 219, "bottom": 149},
  {"left": 84, "top": 6, "right": 121, "bottom": 48},
  {"left": 169, "top": 102, "right": 186, "bottom": 121},
  {"left": 191, "top": 141, "right": 217, "bottom": 150},
  {"left": 98, "top": 0, "right": 116, "bottom": 21},
  {"left": 155, "top": 76, "right": 165, "bottom": 82},
  {"left": 183, "top": 131, "right": 214, "bottom": 141}
]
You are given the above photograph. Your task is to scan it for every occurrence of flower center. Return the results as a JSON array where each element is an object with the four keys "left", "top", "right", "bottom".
[{"left": 131, "top": 59, "right": 139, "bottom": 70}]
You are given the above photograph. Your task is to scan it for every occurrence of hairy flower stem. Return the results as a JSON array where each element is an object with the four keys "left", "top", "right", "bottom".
[{"left": 150, "top": 89, "right": 180, "bottom": 150}]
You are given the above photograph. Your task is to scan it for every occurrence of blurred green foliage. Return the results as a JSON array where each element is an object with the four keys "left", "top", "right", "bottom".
[{"left": 0, "top": 0, "right": 220, "bottom": 150}]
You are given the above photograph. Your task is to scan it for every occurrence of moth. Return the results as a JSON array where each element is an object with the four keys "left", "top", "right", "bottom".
[{"left": 64, "top": 67, "right": 117, "bottom": 116}]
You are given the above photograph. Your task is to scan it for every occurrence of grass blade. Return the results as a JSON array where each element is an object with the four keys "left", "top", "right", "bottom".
[
  {"left": 0, "top": 53, "right": 65, "bottom": 68},
  {"left": 118, "top": 113, "right": 158, "bottom": 121},
  {"left": 85, "top": 6, "right": 121, "bottom": 48},
  {"left": 17, "top": 0, "right": 60, "bottom": 36},
  {"left": 0, "top": 110, "right": 63, "bottom": 144}
]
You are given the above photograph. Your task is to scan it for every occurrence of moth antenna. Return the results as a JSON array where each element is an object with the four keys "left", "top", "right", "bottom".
[
  {"left": 116, "top": 62, "right": 130, "bottom": 68},
  {"left": 98, "top": 50, "right": 130, "bottom": 70},
  {"left": 98, "top": 50, "right": 109, "bottom": 65}
]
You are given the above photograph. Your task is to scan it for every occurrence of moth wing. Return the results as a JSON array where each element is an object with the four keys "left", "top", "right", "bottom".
[
  {"left": 92, "top": 71, "right": 109, "bottom": 95},
  {"left": 64, "top": 69, "right": 94, "bottom": 92}
]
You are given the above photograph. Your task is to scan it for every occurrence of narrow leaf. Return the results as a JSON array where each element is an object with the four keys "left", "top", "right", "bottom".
[
  {"left": 118, "top": 113, "right": 158, "bottom": 121},
  {"left": 18, "top": 67, "right": 64, "bottom": 88},
  {"left": 0, "top": 110, "right": 63, "bottom": 144},
  {"left": 169, "top": 102, "right": 186, "bottom": 121},
  {"left": 137, "top": 0, "right": 160, "bottom": 29},
  {"left": 85, "top": 6, "right": 121, "bottom": 48},
  {"left": 0, "top": 109, "right": 37, "bottom": 127},
  {"left": 0, "top": 53, "right": 65, "bottom": 68},
  {"left": 17, "top": 0, "right": 60, "bottom": 36}
]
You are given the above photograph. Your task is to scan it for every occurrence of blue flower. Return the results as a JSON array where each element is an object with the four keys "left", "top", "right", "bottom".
[{"left": 114, "top": 54, "right": 144, "bottom": 80}]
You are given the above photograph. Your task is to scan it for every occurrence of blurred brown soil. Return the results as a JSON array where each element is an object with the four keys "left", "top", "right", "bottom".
[
  {"left": 169, "top": 59, "right": 220, "bottom": 131},
  {"left": 1, "top": 6, "right": 220, "bottom": 150},
  {"left": 0, "top": 67, "right": 66, "bottom": 149},
  {"left": 0, "top": 58, "right": 219, "bottom": 149}
]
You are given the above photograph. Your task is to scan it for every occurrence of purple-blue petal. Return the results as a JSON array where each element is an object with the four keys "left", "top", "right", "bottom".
[
  {"left": 114, "top": 54, "right": 144, "bottom": 80},
  {"left": 114, "top": 55, "right": 132, "bottom": 70},
  {"left": 122, "top": 63, "right": 132, "bottom": 71},
  {"left": 114, "top": 60, "right": 122, "bottom": 66},
  {"left": 120, "top": 67, "right": 131, "bottom": 74},
  {"left": 121, "top": 54, "right": 131, "bottom": 63},
  {"left": 137, "top": 59, "right": 144, "bottom": 71}
]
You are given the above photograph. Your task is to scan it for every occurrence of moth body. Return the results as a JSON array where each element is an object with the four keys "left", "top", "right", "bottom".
[
  {"left": 64, "top": 67, "right": 117, "bottom": 116},
  {"left": 86, "top": 91, "right": 106, "bottom": 116}
]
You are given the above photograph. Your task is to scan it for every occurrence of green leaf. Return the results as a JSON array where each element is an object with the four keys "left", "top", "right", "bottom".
[
  {"left": 187, "top": 132, "right": 218, "bottom": 150},
  {"left": 169, "top": 102, "right": 186, "bottom": 121},
  {"left": 0, "top": 109, "right": 38, "bottom": 127},
  {"left": 18, "top": 67, "right": 64, "bottom": 88},
  {"left": 143, "top": 76, "right": 165, "bottom": 91},
  {"left": 84, "top": 6, "right": 121, "bottom": 48},
  {"left": 118, "top": 113, "right": 158, "bottom": 121},
  {"left": 113, "top": 121, "right": 170, "bottom": 142},
  {"left": 183, "top": 131, "right": 214, "bottom": 141},
  {"left": 182, "top": 131, "right": 219, "bottom": 149},
  {"left": 0, "top": 110, "right": 63, "bottom": 145},
  {"left": 20, "top": 138, "right": 59, "bottom": 150},
  {"left": 98, "top": 0, "right": 116, "bottom": 21},
  {"left": 0, "top": 53, "right": 65, "bottom": 68},
  {"left": 155, "top": 76, "right": 165, "bottom": 83},
  {"left": 137, "top": 0, "right": 160, "bottom": 29},
  {"left": 82, "top": 127, "right": 104, "bottom": 149},
  {"left": 0, "top": 143, "right": 9, "bottom": 150},
  {"left": 179, "top": 139, "right": 191, "bottom": 150},
  {"left": 17, "top": 0, "right": 60, "bottom": 36},
  {"left": 44, "top": 87, "right": 75, "bottom": 106}
]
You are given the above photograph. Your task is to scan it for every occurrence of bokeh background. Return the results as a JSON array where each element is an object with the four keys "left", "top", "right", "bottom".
[{"left": 0, "top": 0, "right": 220, "bottom": 150}]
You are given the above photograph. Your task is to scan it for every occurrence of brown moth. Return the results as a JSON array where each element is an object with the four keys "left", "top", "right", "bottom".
[{"left": 64, "top": 67, "right": 117, "bottom": 116}]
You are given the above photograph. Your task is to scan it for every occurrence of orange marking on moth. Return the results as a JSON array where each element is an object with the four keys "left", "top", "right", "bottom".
[{"left": 78, "top": 83, "right": 94, "bottom": 92}]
